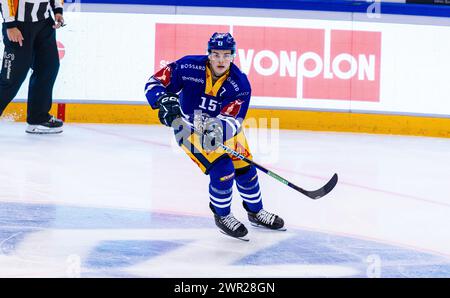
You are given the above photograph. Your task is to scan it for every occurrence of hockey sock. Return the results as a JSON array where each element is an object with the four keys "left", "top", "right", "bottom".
[
  {"left": 209, "top": 157, "right": 235, "bottom": 217},
  {"left": 235, "top": 166, "right": 263, "bottom": 213}
]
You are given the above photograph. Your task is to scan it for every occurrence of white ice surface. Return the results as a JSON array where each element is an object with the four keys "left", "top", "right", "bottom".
[{"left": 1, "top": 121, "right": 450, "bottom": 277}]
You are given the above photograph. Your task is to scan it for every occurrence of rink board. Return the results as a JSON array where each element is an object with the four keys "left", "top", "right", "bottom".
[
  {"left": 4, "top": 102, "right": 450, "bottom": 138},
  {"left": 2, "top": 7, "right": 450, "bottom": 137}
]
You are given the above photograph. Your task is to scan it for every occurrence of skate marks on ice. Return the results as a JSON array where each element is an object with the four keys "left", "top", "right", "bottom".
[{"left": 1, "top": 202, "right": 450, "bottom": 277}]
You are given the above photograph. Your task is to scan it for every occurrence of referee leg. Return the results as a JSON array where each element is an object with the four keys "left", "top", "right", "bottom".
[
  {"left": 0, "top": 23, "right": 33, "bottom": 117},
  {"left": 27, "top": 18, "right": 60, "bottom": 124}
]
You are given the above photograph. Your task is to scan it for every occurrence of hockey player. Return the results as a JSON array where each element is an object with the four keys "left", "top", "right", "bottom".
[{"left": 145, "top": 32, "right": 284, "bottom": 240}]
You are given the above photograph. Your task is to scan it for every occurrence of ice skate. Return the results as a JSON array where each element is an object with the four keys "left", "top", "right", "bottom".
[
  {"left": 243, "top": 202, "right": 286, "bottom": 231},
  {"left": 26, "top": 116, "right": 63, "bottom": 134},
  {"left": 210, "top": 203, "right": 249, "bottom": 241}
]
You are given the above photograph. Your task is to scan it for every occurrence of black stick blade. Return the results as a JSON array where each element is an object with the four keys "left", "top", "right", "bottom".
[{"left": 299, "top": 173, "right": 338, "bottom": 200}]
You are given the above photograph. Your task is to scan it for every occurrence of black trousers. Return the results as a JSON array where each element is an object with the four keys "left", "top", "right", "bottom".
[{"left": 0, "top": 18, "right": 60, "bottom": 124}]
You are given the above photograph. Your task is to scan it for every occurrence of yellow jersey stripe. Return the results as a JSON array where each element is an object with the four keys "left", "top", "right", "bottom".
[{"left": 205, "top": 66, "right": 229, "bottom": 96}]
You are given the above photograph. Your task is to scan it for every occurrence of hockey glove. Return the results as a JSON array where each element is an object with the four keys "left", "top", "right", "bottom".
[
  {"left": 156, "top": 92, "right": 181, "bottom": 127},
  {"left": 194, "top": 114, "right": 224, "bottom": 152}
]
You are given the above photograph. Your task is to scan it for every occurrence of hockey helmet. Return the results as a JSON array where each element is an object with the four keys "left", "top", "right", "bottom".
[{"left": 207, "top": 32, "right": 236, "bottom": 55}]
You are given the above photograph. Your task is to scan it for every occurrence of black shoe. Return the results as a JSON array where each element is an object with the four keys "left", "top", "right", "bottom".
[
  {"left": 210, "top": 203, "right": 248, "bottom": 240},
  {"left": 26, "top": 116, "right": 63, "bottom": 134},
  {"left": 243, "top": 202, "right": 285, "bottom": 230}
]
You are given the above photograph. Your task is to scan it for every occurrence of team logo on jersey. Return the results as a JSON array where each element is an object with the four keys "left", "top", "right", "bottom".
[
  {"left": 230, "top": 142, "right": 250, "bottom": 161},
  {"left": 220, "top": 99, "right": 244, "bottom": 118},
  {"left": 154, "top": 66, "right": 172, "bottom": 86}
]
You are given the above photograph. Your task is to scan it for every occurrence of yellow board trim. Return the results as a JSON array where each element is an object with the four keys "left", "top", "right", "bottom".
[
  {"left": 2, "top": 102, "right": 450, "bottom": 138},
  {"left": 8, "top": 0, "right": 17, "bottom": 17}
]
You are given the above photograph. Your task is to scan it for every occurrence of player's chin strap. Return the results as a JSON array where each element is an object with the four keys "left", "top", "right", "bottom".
[{"left": 179, "top": 117, "right": 338, "bottom": 200}]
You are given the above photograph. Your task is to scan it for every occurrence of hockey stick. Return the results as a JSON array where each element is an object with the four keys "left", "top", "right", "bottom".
[
  {"left": 181, "top": 118, "right": 338, "bottom": 199},
  {"left": 218, "top": 142, "right": 338, "bottom": 200}
]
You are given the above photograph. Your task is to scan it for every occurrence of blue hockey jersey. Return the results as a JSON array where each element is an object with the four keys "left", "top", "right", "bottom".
[{"left": 145, "top": 55, "right": 252, "bottom": 141}]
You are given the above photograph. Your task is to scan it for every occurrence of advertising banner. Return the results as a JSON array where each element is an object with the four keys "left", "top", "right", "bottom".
[{"left": 5, "top": 11, "right": 450, "bottom": 117}]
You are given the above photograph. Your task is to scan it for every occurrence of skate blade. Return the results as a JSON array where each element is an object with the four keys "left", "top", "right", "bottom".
[
  {"left": 25, "top": 128, "right": 63, "bottom": 134},
  {"left": 219, "top": 230, "right": 250, "bottom": 242},
  {"left": 250, "top": 223, "right": 287, "bottom": 231}
]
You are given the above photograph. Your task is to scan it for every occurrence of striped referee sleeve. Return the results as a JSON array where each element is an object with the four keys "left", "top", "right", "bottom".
[
  {"left": 49, "top": 0, "right": 63, "bottom": 15},
  {"left": 0, "top": 0, "right": 18, "bottom": 28}
]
